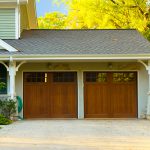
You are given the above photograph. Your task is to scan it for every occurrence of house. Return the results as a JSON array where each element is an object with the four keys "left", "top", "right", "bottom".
[{"left": 0, "top": 0, "right": 150, "bottom": 119}]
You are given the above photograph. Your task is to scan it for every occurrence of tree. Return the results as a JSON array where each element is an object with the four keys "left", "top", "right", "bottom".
[
  {"left": 37, "top": 0, "right": 150, "bottom": 40},
  {"left": 38, "top": 12, "right": 67, "bottom": 29}
]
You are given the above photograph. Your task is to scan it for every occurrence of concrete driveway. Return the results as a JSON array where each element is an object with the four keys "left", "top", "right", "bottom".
[{"left": 0, "top": 120, "right": 150, "bottom": 150}]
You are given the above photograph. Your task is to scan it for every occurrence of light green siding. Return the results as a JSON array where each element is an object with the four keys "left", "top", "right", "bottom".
[{"left": 0, "top": 8, "right": 16, "bottom": 39}]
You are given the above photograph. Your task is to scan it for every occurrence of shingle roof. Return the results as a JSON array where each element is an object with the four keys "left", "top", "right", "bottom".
[{"left": 1, "top": 29, "right": 150, "bottom": 56}]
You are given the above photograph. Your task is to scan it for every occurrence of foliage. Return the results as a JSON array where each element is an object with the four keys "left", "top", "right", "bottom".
[
  {"left": 0, "top": 98, "right": 16, "bottom": 119},
  {"left": 37, "top": 0, "right": 150, "bottom": 40},
  {"left": 0, "top": 114, "right": 12, "bottom": 125},
  {"left": 0, "top": 82, "right": 6, "bottom": 90},
  {"left": 38, "top": 12, "right": 67, "bottom": 29}
]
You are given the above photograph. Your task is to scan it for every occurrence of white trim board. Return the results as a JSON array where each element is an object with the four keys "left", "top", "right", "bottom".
[
  {"left": 4, "top": 55, "right": 150, "bottom": 61},
  {"left": 0, "top": 0, "right": 27, "bottom": 4},
  {"left": 1, "top": 55, "right": 150, "bottom": 61},
  {"left": 0, "top": 39, "right": 18, "bottom": 52},
  {"left": 15, "top": 6, "right": 20, "bottom": 39}
]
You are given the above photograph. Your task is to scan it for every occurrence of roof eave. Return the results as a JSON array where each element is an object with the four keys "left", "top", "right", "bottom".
[
  {"left": 0, "top": 39, "right": 18, "bottom": 52},
  {"left": 1, "top": 54, "right": 150, "bottom": 61},
  {"left": 0, "top": 0, "right": 28, "bottom": 5}
]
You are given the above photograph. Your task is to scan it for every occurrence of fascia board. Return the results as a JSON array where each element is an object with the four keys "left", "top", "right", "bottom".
[
  {"left": 0, "top": 0, "right": 28, "bottom": 5},
  {"left": 0, "top": 39, "right": 18, "bottom": 52},
  {"left": 4, "top": 55, "right": 150, "bottom": 61}
]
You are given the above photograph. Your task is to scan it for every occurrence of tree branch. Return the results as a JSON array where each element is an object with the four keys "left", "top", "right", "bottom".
[{"left": 110, "top": 0, "right": 119, "bottom": 5}]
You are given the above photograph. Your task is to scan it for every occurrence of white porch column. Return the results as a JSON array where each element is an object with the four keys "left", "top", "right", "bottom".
[
  {"left": 147, "top": 60, "right": 150, "bottom": 119},
  {"left": 77, "top": 71, "right": 84, "bottom": 119},
  {"left": 9, "top": 61, "right": 16, "bottom": 99}
]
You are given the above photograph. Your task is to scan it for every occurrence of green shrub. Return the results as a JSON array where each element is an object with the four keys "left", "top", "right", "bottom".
[
  {"left": 0, "top": 98, "right": 16, "bottom": 119},
  {"left": 0, "top": 82, "right": 6, "bottom": 90},
  {"left": 0, "top": 114, "right": 12, "bottom": 125}
]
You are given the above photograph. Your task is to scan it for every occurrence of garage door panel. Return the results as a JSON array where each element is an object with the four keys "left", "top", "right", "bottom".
[
  {"left": 111, "top": 72, "right": 137, "bottom": 117},
  {"left": 111, "top": 84, "right": 127, "bottom": 115},
  {"left": 84, "top": 72, "right": 137, "bottom": 118},
  {"left": 24, "top": 72, "right": 77, "bottom": 119},
  {"left": 84, "top": 84, "right": 97, "bottom": 115},
  {"left": 36, "top": 85, "right": 50, "bottom": 117},
  {"left": 24, "top": 85, "right": 35, "bottom": 118},
  {"left": 85, "top": 84, "right": 110, "bottom": 118},
  {"left": 24, "top": 84, "right": 49, "bottom": 118},
  {"left": 51, "top": 83, "right": 77, "bottom": 118},
  {"left": 111, "top": 84, "right": 137, "bottom": 117}
]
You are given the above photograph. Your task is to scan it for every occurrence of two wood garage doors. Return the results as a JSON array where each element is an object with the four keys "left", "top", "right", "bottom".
[{"left": 24, "top": 72, "right": 137, "bottom": 119}]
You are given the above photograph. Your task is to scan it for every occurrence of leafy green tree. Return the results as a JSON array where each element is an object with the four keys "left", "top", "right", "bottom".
[
  {"left": 37, "top": 0, "right": 150, "bottom": 40},
  {"left": 38, "top": 12, "right": 67, "bottom": 29},
  {"left": 62, "top": 0, "right": 150, "bottom": 40}
]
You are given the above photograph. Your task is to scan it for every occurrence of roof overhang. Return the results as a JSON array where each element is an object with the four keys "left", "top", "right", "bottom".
[
  {"left": 0, "top": 39, "right": 18, "bottom": 52},
  {"left": 0, "top": 0, "right": 38, "bottom": 29},
  {"left": 1, "top": 54, "right": 150, "bottom": 61},
  {"left": 0, "top": 0, "right": 28, "bottom": 5}
]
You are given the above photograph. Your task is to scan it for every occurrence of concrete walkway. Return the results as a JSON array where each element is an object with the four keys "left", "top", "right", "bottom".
[{"left": 0, "top": 120, "right": 150, "bottom": 150}]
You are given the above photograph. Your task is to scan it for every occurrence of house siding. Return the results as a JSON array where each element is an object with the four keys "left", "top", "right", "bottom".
[{"left": 0, "top": 8, "right": 16, "bottom": 39}]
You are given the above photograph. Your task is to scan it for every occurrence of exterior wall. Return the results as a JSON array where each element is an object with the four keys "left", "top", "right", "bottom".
[
  {"left": 20, "top": 5, "right": 29, "bottom": 33},
  {"left": 0, "top": 1, "right": 37, "bottom": 40},
  {"left": 26, "top": 0, "right": 37, "bottom": 29},
  {"left": 0, "top": 8, "right": 16, "bottom": 39},
  {"left": 15, "top": 62, "right": 149, "bottom": 119},
  {"left": 138, "top": 66, "right": 149, "bottom": 118}
]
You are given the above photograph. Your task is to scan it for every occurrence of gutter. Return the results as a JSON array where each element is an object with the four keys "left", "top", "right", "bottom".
[{"left": 1, "top": 55, "right": 150, "bottom": 61}]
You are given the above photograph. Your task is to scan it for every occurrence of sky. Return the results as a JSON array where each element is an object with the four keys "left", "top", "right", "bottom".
[{"left": 36, "top": 0, "right": 68, "bottom": 17}]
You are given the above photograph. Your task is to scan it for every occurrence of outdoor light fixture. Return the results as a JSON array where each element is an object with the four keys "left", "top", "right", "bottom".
[{"left": 108, "top": 63, "right": 113, "bottom": 69}]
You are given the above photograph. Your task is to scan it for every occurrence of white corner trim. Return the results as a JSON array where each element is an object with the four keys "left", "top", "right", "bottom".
[
  {"left": 15, "top": 6, "right": 20, "bottom": 39},
  {"left": 0, "top": 39, "right": 18, "bottom": 52}
]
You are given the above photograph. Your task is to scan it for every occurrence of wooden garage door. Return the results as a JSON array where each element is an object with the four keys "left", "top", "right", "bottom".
[
  {"left": 84, "top": 72, "right": 137, "bottom": 118},
  {"left": 24, "top": 72, "right": 77, "bottom": 118}
]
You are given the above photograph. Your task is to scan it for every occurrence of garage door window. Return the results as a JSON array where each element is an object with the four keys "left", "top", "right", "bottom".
[
  {"left": 53, "top": 72, "right": 75, "bottom": 82},
  {"left": 85, "top": 72, "right": 107, "bottom": 82},
  {"left": 113, "top": 72, "right": 136, "bottom": 83},
  {"left": 24, "top": 73, "right": 47, "bottom": 83}
]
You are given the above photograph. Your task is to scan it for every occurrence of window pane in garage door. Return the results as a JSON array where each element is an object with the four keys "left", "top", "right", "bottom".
[
  {"left": 24, "top": 72, "right": 47, "bottom": 83},
  {"left": 113, "top": 72, "right": 136, "bottom": 83},
  {"left": 85, "top": 72, "right": 108, "bottom": 82},
  {"left": 53, "top": 72, "right": 76, "bottom": 82}
]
